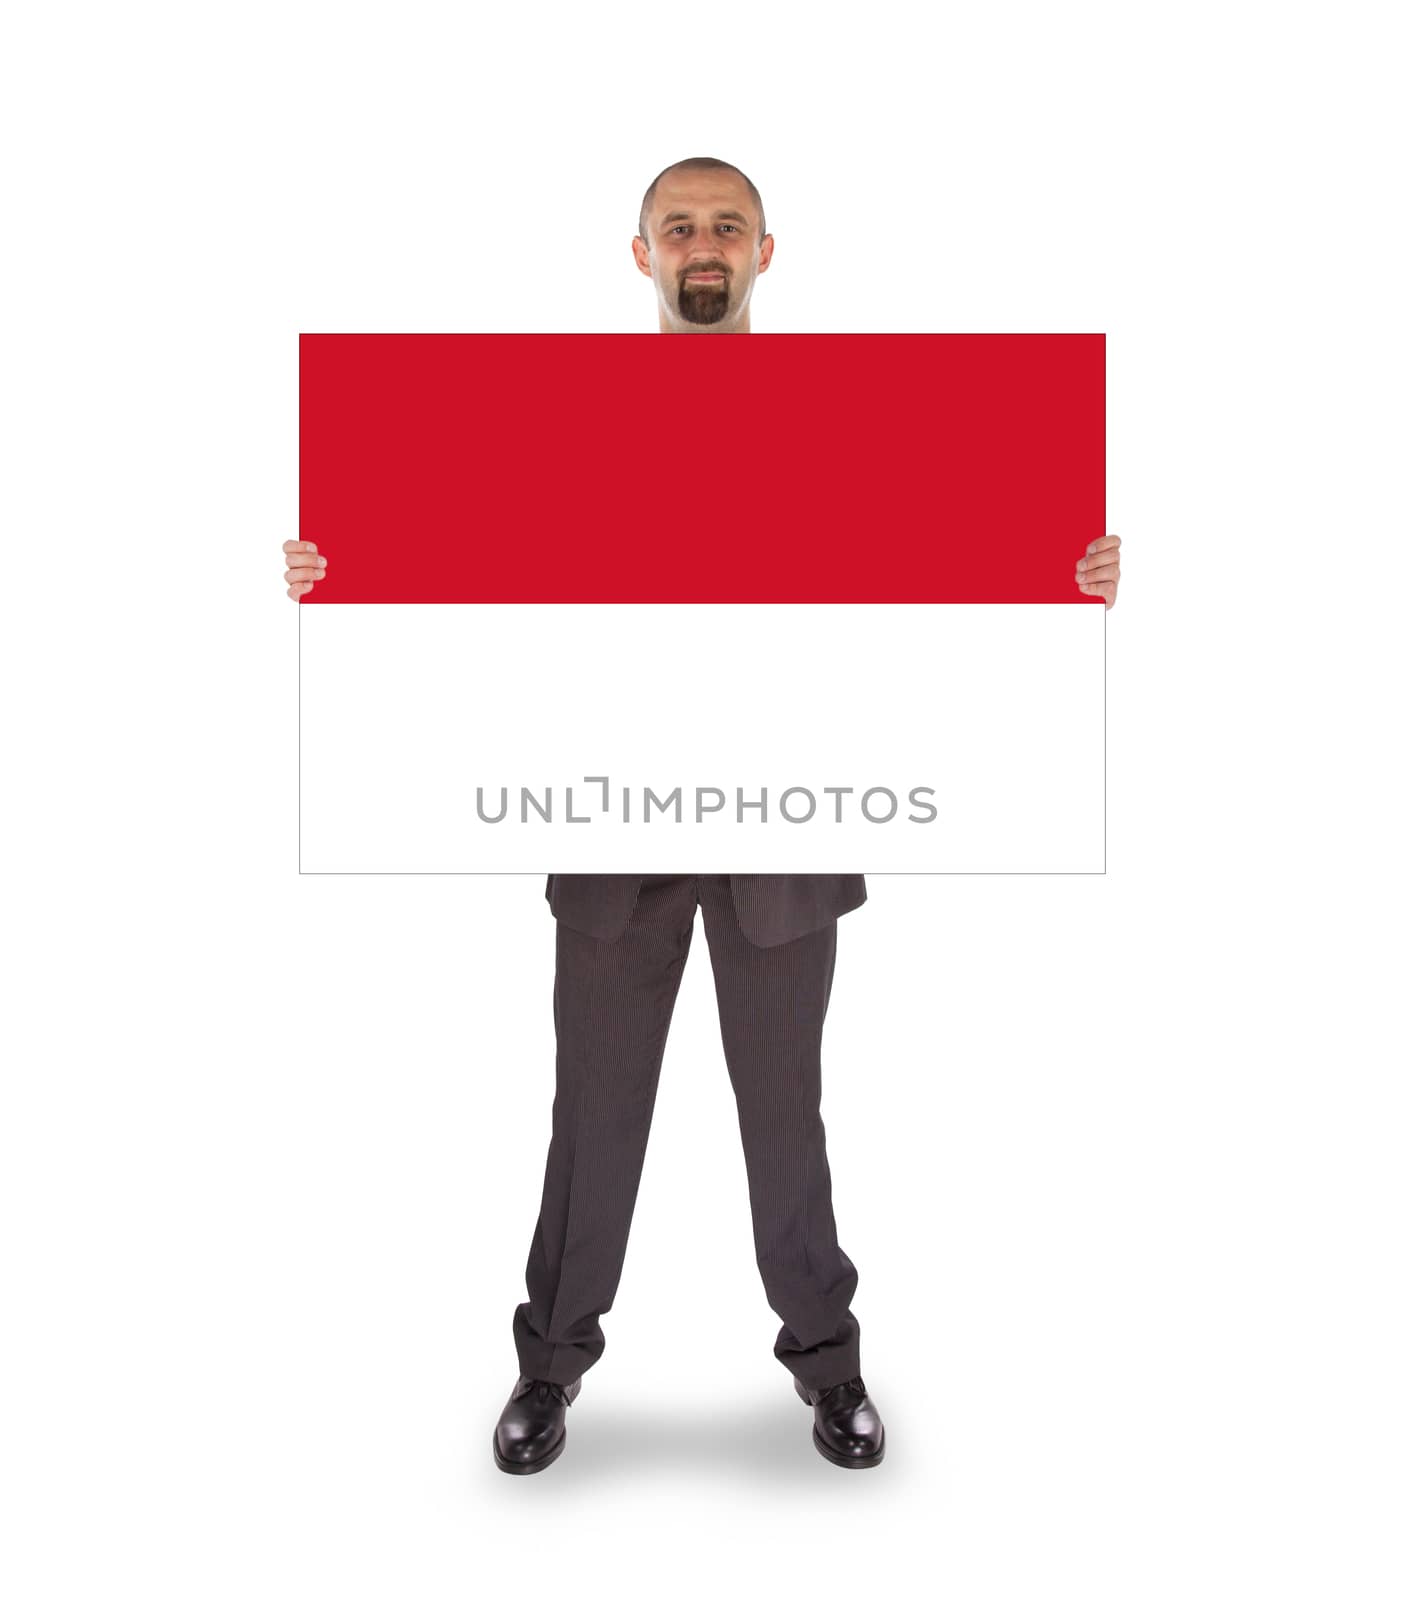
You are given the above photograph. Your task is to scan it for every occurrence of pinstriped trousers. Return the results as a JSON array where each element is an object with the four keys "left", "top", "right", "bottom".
[{"left": 513, "top": 874, "right": 862, "bottom": 1390}]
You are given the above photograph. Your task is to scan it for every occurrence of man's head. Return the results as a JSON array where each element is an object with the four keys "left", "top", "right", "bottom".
[{"left": 633, "top": 156, "right": 773, "bottom": 333}]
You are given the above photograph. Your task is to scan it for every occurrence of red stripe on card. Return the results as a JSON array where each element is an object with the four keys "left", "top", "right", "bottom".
[{"left": 299, "top": 333, "right": 1104, "bottom": 602}]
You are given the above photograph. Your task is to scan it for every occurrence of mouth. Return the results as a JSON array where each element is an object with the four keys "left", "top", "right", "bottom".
[{"left": 686, "top": 272, "right": 725, "bottom": 284}]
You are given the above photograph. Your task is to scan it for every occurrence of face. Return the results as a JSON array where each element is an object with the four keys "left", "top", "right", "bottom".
[{"left": 633, "top": 169, "right": 773, "bottom": 328}]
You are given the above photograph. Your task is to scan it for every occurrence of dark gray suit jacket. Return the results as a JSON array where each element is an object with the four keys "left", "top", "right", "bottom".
[{"left": 544, "top": 874, "right": 867, "bottom": 949}]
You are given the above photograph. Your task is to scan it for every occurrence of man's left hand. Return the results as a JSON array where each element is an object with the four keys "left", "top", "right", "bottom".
[{"left": 1075, "top": 535, "right": 1121, "bottom": 607}]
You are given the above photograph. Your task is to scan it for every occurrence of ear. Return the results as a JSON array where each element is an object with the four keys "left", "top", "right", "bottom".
[
  {"left": 757, "top": 233, "right": 774, "bottom": 274},
  {"left": 632, "top": 236, "right": 653, "bottom": 277}
]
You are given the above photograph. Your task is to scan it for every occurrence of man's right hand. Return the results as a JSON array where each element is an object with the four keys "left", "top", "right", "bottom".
[{"left": 284, "top": 540, "right": 327, "bottom": 599}]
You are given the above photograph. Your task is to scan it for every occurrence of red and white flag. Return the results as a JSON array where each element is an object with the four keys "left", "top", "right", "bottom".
[{"left": 299, "top": 333, "right": 1104, "bottom": 872}]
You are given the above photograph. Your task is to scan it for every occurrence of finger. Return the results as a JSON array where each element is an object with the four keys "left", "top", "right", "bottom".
[
  {"left": 1076, "top": 551, "right": 1120, "bottom": 575},
  {"left": 287, "top": 580, "right": 315, "bottom": 598},
  {"left": 1078, "top": 580, "right": 1117, "bottom": 600},
  {"left": 283, "top": 540, "right": 320, "bottom": 554},
  {"left": 285, "top": 558, "right": 327, "bottom": 575},
  {"left": 284, "top": 566, "right": 327, "bottom": 583},
  {"left": 1084, "top": 534, "right": 1120, "bottom": 555}
]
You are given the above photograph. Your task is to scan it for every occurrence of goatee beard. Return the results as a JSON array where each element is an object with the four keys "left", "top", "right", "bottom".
[{"left": 678, "top": 278, "right": 731, "bottom": 325}]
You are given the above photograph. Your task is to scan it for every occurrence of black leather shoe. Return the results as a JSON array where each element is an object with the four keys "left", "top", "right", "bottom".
[
  {"left": 493, "top": 1374, "right": 582, "bottom": 1474},
  {"left": 794, "top": 1374, "right": 886, "bottom": 1467}
]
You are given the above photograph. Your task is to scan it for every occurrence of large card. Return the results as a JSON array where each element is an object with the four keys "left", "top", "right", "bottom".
[{"left": 299, "top": 333, "right": 1104, "bottom": 872}]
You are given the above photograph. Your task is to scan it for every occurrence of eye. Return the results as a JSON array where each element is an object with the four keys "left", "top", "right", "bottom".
[
  {"left": 720, "top": 224, "right": 738, "bottom": 232},
  {"left": 671, "top": 225, "right": 689, "bottom": 234}
]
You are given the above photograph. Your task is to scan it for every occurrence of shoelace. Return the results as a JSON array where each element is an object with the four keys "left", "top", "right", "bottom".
[
  {"left": 522, "top": 1378, "right": 572, "bottom": 1406},
  {"left": 818, "top": 1377, "right": 866, "bottom": 1402}
]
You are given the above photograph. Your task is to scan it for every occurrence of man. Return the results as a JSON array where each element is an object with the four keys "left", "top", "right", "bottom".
[{"left": 283, "top": 156, "right": 1123, "bottom": 1476}]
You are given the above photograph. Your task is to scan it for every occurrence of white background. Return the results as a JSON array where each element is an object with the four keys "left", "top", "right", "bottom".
[{"left": 3, "top": 2, "right": 1401, "bottom": 1596}]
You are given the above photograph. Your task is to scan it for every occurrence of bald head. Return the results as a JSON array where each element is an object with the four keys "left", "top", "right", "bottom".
[{"left": 638, "top": 156, "right": 766, "bottom": 248}]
